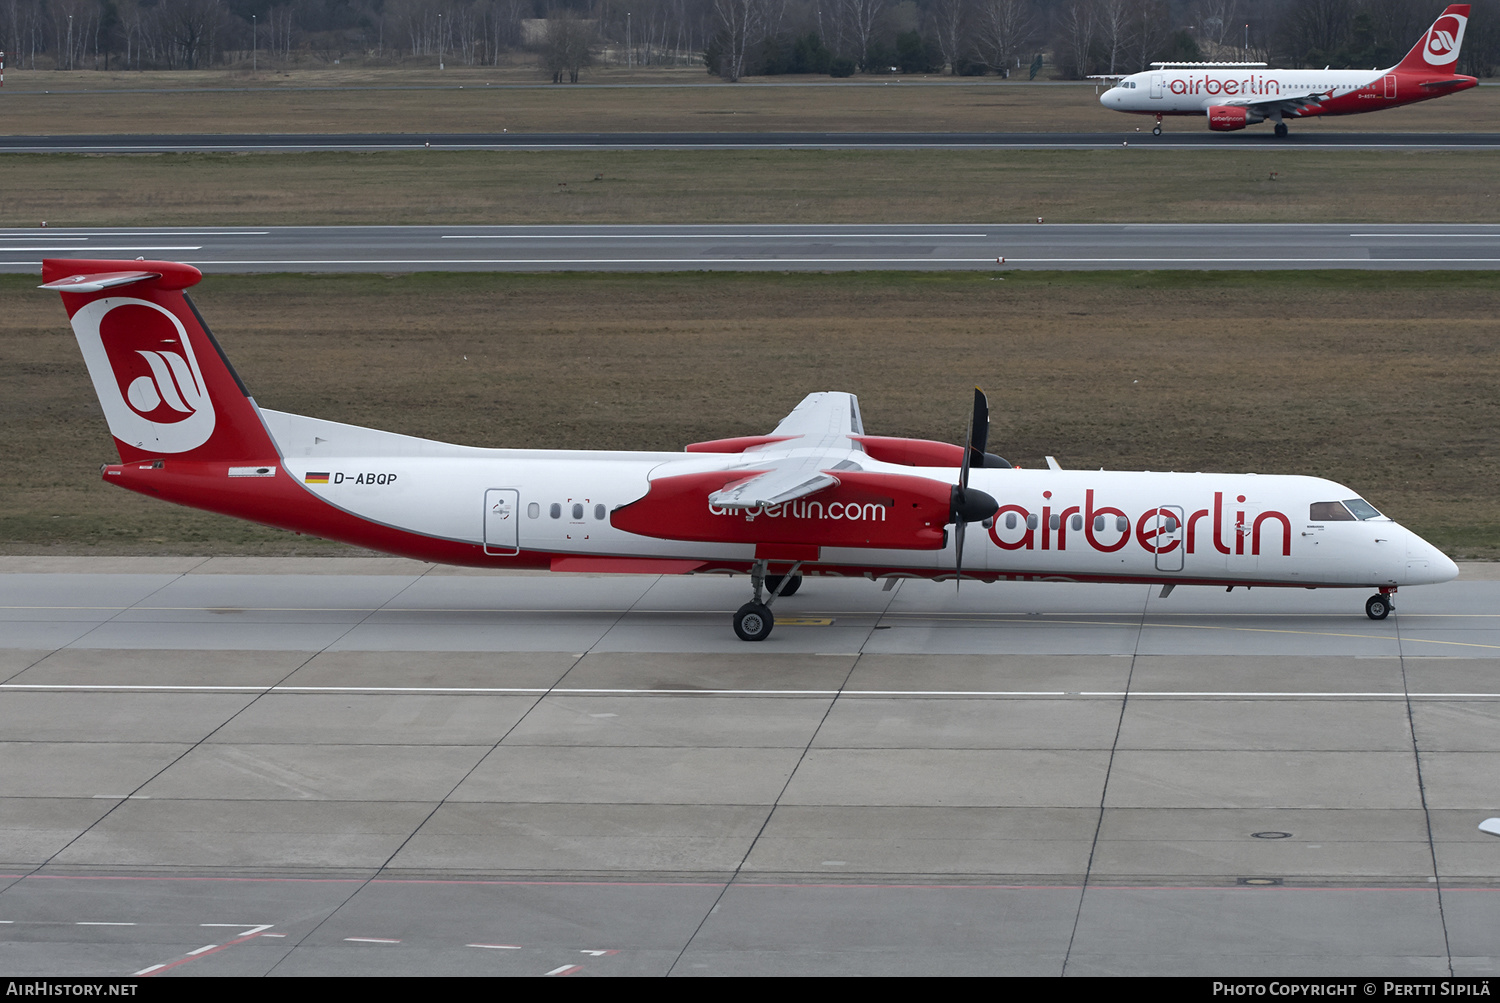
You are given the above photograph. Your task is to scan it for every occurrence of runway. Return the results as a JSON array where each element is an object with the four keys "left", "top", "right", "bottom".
[
  {"left": 3, "top": 131, "right": 1499, "bottom": 152},
  {"left": 5, "top": 224, "right": 1500, "bottom": 273},
  {"left": 1, "top": 556, "right": 1497, "bottom": 976}
]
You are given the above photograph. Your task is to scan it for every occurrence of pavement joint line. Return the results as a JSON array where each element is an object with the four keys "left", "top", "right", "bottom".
[{"left": 1396, "top": 616, "right": 1455, "bottom": 977}]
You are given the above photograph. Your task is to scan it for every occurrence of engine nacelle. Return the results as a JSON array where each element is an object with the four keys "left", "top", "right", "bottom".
[{"left": 1207, "top": 105, "right": 1252, "bottom": 131}]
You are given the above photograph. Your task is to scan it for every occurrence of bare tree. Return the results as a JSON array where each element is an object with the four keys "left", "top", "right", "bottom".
[
  {"left": 931, "top": 0, "right": 971, "bottom": 74},
  {"left": 840, "top": 0, "right": 883, "bottom": 67},
  {"left": 1130, "top": 0, "right": 1170, "bottom": 70},
  {"left": 1058, "top": 0, "right": 1099, "bottom": 77},
  {"left": 973, "top": 0, "right": 1033, "bottom": 74},
  {"left": 1098, "top": 0, "right": 1129, "bottom": 73},
  {"left": 542, "top": 11, "right": 594, "bottom": 82},
  {"left": 712, "top": 0, "right": 760, "bottom": 80}
]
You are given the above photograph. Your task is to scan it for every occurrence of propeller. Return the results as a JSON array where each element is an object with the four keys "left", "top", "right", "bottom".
[{"left": 950, "top": 388, "right": 1001, "bottom": 587}]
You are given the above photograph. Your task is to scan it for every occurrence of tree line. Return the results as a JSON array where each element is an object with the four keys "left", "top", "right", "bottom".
[{"left": 1, "top": 0, "right": 1494, "bottom": 78}]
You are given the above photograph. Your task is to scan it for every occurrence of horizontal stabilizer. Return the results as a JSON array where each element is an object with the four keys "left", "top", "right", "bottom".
[{"left": 39, "top": 270, "right": 162, "bottom": 293}]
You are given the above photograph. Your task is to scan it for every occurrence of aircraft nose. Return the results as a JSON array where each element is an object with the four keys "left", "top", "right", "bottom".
[{"left": 1406, "top": 529, "right": 1459, "bottom": 583}]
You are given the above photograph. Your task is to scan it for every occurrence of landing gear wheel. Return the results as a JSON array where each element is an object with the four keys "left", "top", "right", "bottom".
[
  {"left": 1274, "top": 122, "right": 1288, "bottom": 138},
  {"left": 1152, "top": 125, "right": 1162, "bottom": 136},
  {"left": 1365, "top": 594, "right": 1392, "bottom": 620},
  {"left": 734, "top": 602, "right": 774, "bottom": 641},
  {"left": 765, "top": 574, "right": 802, "bottom": 598}
]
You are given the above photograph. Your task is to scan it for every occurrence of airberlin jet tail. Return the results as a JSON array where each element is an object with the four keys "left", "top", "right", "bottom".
[
  {"left": 1393, "top": 4, "right": 1469, "bottom": 74},
  {"left": 42, "top": 259, "right": 278, "bottom": 465}
]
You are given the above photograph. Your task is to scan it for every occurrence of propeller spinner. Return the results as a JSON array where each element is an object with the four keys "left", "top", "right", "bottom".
[{"left": 950, "top": 388, "right": 1001, "bottom": 586}]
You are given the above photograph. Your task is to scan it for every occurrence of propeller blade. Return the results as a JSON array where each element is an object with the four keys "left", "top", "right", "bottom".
[
  {"left": 970, "top": 387, "right": 990, "bottom": 469},
  {"left": 954, "top": 519, "right": 966, "bottom": 591}
]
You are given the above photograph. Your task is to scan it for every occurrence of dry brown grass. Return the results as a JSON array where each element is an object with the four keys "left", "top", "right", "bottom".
[
  {"left": 2, "top": 147, "right": 1498, "bottom": 227},
  {"left": 0, "top": 68, "right": 1495, "bottom": 134},
  {"left": 5, "top": 270, "right": 1498, "bottom": 557}
]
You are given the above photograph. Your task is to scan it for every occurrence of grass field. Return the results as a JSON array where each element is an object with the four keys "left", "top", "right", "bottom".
[
  {"left": 6, "top": 270, "right": 1497, "bottom": 558},
  {"left": 0, "top": 68, "right": 1494, "bottom": 135},
  {"left": 3, "top": 148, "right": 1498, "bottom": 227}
]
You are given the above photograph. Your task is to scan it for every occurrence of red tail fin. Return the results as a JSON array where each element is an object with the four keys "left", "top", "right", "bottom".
[
  {"left": 1394, "top": 4, "right": 1469, "bottom": 73},
  {"left": 42, "top": 259, "right": 277, "bottom": 464}
]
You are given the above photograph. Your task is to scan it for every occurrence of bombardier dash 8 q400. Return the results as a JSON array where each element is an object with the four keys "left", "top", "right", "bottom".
[
  {"left": 1096, "top": 4, "right": 1476, "bottom": 136},
  {"left": 44, "top": 259, "right": 1457, "bottom": 641}
]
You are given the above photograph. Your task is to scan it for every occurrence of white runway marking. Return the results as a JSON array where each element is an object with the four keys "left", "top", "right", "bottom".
[
  {"left": 6, "top": 683, "right": 1498, "bottom": 699},
  {"left": 468, "top": 943, "right": 522, "bottom": 949},
  {"left": 345, "top": 937, "right": 400, "bottom": 944},
  {"left": 187, "top": 944, "right": 218, "bottom": 955}
]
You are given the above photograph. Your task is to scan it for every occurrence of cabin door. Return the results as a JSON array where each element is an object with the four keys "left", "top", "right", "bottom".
[
  {"left": 484, "top": 488, "right": 520, "bottom": 556},
  {"left": 1150, "top": 505, "right": 1185, "bottom": 572}
]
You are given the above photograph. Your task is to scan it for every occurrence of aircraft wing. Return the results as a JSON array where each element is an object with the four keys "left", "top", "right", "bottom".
[
  {"left": 707, "top": 392, "right": 865, "bottom": 509},
  {"left": 769, "top": 391, "right": 865, "bottom": 442},
  {"left": 708, "top": 462, "right": 843, "bottom": 509},
  {"left": 1221, "top": 91, "right": 1329, "bottom": 118}
]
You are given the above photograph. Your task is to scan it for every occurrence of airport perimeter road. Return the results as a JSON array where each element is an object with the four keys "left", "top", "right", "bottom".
[
  {"left": 1, "top": 557, "right": 1497, "bottom": 976},
  {"left": 4, "top": 224, "right": 1500, "bottom": 272},
  {"left": 3, "top": 132, "right": 1499, "bottom": 152}
]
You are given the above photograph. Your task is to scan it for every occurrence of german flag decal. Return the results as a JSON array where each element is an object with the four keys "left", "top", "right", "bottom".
[{"left": 304, "top": 472, "right": 331, "bottom": 484}]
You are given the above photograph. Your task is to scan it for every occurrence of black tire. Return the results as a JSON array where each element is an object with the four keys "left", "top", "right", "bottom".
[
  {"left": 1152, "top": 125, "right": 1162, "bottom": 136},
  {"left": 1366, "top": 594, "right": 1391, "bottom": 620},
  {"left": 766, "top": 574, "right": 802, "bottom": 598},
  {"left": 734, "top": 602, "right": 774, "bottom": 641},
  {"left": 1274, "top": 123, "right": 1288, "bottom": 138}
]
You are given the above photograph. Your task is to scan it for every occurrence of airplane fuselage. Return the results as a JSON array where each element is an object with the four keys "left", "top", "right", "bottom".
[
  {"left": 1101, "top": 66, "right": 1476, "bottom": 118},
  {"left": 107, "top": 407, "right": 1454, "bottom": 592}
]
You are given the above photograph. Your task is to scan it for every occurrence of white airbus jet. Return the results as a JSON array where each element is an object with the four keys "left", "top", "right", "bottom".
[
  {"left": 1098, "top": 4, "right": 1476, "bottom": 136},
  {"left": 43, "top": 258, "right": 1457, "bottom": 640}
]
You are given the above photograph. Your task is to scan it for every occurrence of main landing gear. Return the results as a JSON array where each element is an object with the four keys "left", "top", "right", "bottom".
[
  {"left": 1153, "top": 113, "right": 1162, "bottom": 136},
  {"left": 733, "top": 560, "right": 803, "bottom": 642},
  {"left": 1365, "top": 587, "right": 1397, "bottom": 621},
  {"left": 1274, "top": 122, "right": 1289, "bottom": 138}
]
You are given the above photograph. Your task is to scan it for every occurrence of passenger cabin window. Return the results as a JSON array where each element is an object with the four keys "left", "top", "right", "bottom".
[
  {"left": 1005, "top": 513, "right": 1017, "bottom": 530},
  {"left": 527, "top": 502, "right": 540, "bottom": 518},
  {"left": 571, "top": 503, "right": 584, "bottom": 520},
  {"left": 1026, "top": 514, "right": 1039, "bottom": 530},
  {"left": 1310, "top": 501, "right": 1356, "bottom": 521},
  {"left": 1070, "top": 514, "right": 1083, "bottom": 531},
  {"left": 594, "top": 504, "right": 606, "bottom": 520},
  {"left": 549, "top": 503, "right": 561, "bottom": 519}
]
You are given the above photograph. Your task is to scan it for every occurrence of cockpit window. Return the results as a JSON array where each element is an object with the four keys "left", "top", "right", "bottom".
[
  {"left": 1343, "top": 498, "right": 1383, "bottom": 521},
  {"left": 1310, "top": 501, "right": 1356, "bottom": 521}
]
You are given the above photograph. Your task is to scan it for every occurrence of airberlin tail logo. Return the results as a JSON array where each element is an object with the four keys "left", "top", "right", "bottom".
[
  {"left": 1424, "top": 15, "right": 1465, "bottom": 64},
  {"left": 71, "top": 297, "right": 217, "bottom": 453}
]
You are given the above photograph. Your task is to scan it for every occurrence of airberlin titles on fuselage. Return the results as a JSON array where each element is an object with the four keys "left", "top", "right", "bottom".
[
  {"left": 1166, "top": 75, "right": 1284, "bottom": 97},
  {"left": 989, "top": 490, "right": 1290, "bottom": 557}
]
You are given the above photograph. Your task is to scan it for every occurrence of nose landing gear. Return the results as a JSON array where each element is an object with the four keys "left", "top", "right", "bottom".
[
  {"left": 1365, "top": 587, "right": 1396, "bottom": 620},
  {"left": 1153, "top": 113, "right": 1162, "bottom": 136},
  {"left": 733, "top": 560, "right": 804, "bottom": 641}
]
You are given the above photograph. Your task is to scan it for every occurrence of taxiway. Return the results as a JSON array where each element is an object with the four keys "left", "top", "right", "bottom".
[
  {"left": 4, "top": 224, "right": 1500, "bottom": 272},
  {"left": 0, "top": 557, "right": 1496, "bottom": 976}
]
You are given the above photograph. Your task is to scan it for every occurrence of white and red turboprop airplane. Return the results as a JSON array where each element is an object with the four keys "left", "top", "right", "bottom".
[
  {"left": 44, "top": 259, "right": 1457, "bottom": 640},
  {"left": 1097, "top": 4, "right": 1476, "bottom": 136}
]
